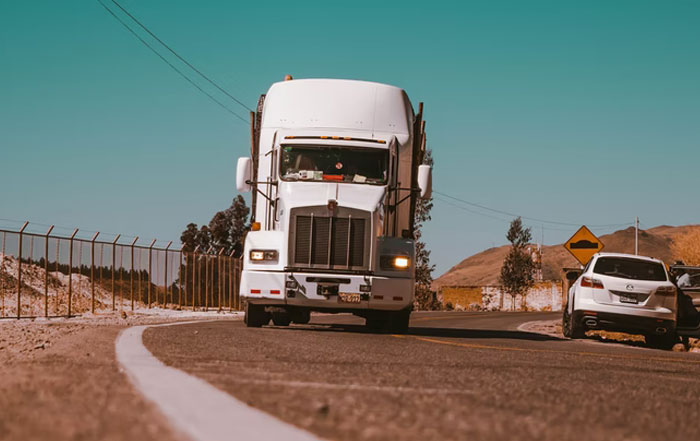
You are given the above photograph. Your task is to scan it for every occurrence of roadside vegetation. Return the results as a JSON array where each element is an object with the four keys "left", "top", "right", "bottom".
[
  {"left": 499, "top": 217, "right": 535, "bottom": 311},
  {"left": 413, "top": 150, "right": 440, "bottom": 310}
]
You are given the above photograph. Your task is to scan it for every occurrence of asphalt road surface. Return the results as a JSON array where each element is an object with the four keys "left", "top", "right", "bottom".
[{"left": 144, "top": 311, "right": 700, "bottom": 441}]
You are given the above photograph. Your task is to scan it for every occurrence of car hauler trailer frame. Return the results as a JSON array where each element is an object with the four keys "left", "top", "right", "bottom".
[{"left": 236, "top": 78, "right": 431, "bottom": 332}]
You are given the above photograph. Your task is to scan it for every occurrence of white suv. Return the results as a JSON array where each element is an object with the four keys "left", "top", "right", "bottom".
[{"left": 563, "top": 253, "right": 678, "bottom": 348}]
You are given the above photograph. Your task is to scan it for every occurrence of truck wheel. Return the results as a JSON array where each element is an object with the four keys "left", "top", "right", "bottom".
[
  {"left": 291, "top": 309, "right": 310, "bottom": 325},
  {"left": 389, "top": 310, "right": 411, "bottom": 334},
  {"left": 271, "top": 311, "right": 292, "bottom": 327},
  {"left": 245, "top": 302, "right": 270, "bottom": 328},
  {"left": 365, "top": 314, "right": 386, "bottom": 332},
  {"left": 645, "top": 333, "right": 679, "bottom": 350}
]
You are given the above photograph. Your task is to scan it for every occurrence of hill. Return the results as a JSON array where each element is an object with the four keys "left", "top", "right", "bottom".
[{"left": 433, "top": 225, "right": 700, "bottom": 289}]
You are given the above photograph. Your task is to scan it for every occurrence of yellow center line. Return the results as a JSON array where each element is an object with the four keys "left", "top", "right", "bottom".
[
  {"left": 393, "top": 335, "right": 700, "bottom": 365},
  {"left": 411, "top": 314, "right": 481, "bottom": 323}
]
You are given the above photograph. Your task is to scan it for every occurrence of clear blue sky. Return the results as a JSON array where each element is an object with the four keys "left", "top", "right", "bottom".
[{"left": 1, "top": 0, "right": 698, "bottom": 277}]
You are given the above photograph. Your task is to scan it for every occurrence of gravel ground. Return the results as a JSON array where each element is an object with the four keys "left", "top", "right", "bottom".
[
  {"left": 520, "top": 319, "right": 700, "bottom": 352},
  {"left": 0, "top": 310, "right": 240, "bottom": 441}
]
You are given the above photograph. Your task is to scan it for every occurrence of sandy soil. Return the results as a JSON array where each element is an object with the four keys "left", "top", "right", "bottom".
[{"left": 0, "top": 311, "right": 239, "bottom": 441}]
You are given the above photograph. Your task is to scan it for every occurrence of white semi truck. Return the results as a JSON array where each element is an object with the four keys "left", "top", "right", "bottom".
[{"left": 235, "top": 78, "right": 431, "bottom": 332}]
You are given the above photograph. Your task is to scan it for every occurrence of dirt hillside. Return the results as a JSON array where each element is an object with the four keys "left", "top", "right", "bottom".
[{"left": 433, "top": 225, "right": 700, "bottom": 289}]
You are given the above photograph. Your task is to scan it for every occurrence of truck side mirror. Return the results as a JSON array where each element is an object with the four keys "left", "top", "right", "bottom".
[
  {"left": 417, "top": 165, "right": 432, "bottom": 199},
  {"left": 236, "top": 157, "right": 252, "bottom": 193}
]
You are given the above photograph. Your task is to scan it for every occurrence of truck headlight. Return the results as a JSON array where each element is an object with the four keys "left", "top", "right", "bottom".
[
  {"left": 380, "top": 255, "right": 410, "bottom": 270},
  {"left": 250, "top": 249, "right": 278, "bottom": 262}
]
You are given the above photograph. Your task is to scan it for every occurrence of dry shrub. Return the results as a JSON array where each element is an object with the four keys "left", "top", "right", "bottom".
[{"left": 671, "top": 228, "right": 700, "bottom": 265}]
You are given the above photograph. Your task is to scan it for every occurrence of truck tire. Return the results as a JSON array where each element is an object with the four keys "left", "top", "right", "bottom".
[
  {"left": 365, "top": 314, "right": 387, "bottom": 332},
  {"left": 291, "top": 308, "right": 311, "bottom": 325},
  {"left": 389, "top": 310, "right": 411, "bottom": 334},
  {"left": 365, "top": 310, "right": 410, "bottom": 334},
  {"left": 245, "top": 302, "right": 270, "bottom": 328},
  {"left": 272, "top": 311, "right": 292, "bottom": 327}
]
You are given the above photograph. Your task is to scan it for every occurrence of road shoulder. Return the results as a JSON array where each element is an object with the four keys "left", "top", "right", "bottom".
[
  {"left": 0, "top": 313, "right": 235, "bottom": 441},
  {"left": 116, "top": 320, "right": 321, "bottom": 441}
]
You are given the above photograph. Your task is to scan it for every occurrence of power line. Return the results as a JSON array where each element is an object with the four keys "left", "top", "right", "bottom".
[
  {"left": 109, "top": 0, "right": 253, "bottom": 113},
  {"left": 96, "top": 0, "right": 248, "bottom": 123},
  {"left": 434, "top": 190, "right": 633, "bottom": 229},
  {"left": 434, "top": 196, "right": 512, "bottom": 224},
  {"left": 433, "top": 196, "right": 575, "bottom": 232}
]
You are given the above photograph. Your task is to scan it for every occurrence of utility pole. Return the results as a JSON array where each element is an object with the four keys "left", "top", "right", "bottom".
[{"left": 635, "top": 216, "right": 639, "bottom": 255}]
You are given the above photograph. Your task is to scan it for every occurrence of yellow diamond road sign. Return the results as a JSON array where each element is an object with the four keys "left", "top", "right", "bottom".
[{"left": 564, "top": 225, "right": 604, "bottom": 266}]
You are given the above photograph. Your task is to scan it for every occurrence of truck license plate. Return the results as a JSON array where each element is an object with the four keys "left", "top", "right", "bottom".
[{"left": 339, "top": 292, "right": 361, "bottom": 303}]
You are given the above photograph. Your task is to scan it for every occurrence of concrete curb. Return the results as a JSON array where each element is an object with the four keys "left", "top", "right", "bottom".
[{"left": 115, "top": 321, "right": 323, "bottom": 441}]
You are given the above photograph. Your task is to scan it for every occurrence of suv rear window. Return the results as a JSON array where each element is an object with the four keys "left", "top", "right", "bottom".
[{"left": 593, "top": 257, "right": 667, "bottom": 281}]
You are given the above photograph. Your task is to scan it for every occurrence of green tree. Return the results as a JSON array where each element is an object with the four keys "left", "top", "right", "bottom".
[
  {"left": 413, "top": 149, "right": 439, "bottom": 310},
  {"left": 180, "top": 223, "right": 200, "bottom": 252},
  {"left": 499, "top": 217, "right": 535, "bottom": 311},
  {"left": 179, "top": 196, "right": 250, "bottom": 308},
  {"left": 180, "top": 196, "right": 250, "bottom": 256}
]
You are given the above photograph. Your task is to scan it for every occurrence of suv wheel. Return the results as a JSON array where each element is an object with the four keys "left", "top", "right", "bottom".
[
  {"left": 645, "top": 333, "right": 679, "bottom": 350},
  {"left": 563, "top": 303, "right": 585, "bottom": 339}
]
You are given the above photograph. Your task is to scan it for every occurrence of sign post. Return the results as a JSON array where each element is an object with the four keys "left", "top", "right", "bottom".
[{"left": 564, "top": 226, "right": 604, "bottom": 266}]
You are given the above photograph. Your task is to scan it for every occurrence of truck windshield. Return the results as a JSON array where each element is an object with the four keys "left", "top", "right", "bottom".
[
  {"left": 279, "top": 145, "right": 388, "bottom": 184},
  {"left": 593, "top": 257, "right": 667, "bottom": 281}
]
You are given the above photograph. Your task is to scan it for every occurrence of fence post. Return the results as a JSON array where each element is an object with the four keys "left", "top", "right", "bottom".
[
  {"left": 90, "top": 232, "right": 99, "bottom": 314},
  {"left": 204, "top": 252, "right": 209, "bottom": 311},
  {"left": 130, "top": 237, "right": 138, "bottom": 311},
  {"left": 191, "top": 252, "right": 196, "bottom": 311},
  {"left": 67, "top": 228, "right": 79, "bottom": 318},
  {"left": 16, "top": 221, "right": 29, "bottom": 319},
  {"left": 1, "top": 231, "right": 4, "bottom": 316},
  {"left": 136, "top": 249, "right": 142, "bottom": 306},
  {"left": 192, "top": 245, "right": 200, "bottom": 311},
  {"left": 147, "top": 239, "right": 156, "bottom": 308},
  {"left": 229, "top": 251, "right": 235, "bottom": 311},
  {"left": 179, "top": 249, "right": 184, "bottom": 309},
  {"left": 217, "top": 249, "right": 225, "bottom": 311},
  {"left": 236, "top": 258, "right": 241, "bottom": 310},
  {"left": 44, "top": 225, "right": 54, "bottom": 318},
  {"left": 111, "top": 234, "right": 120, "bottom": 311},
  {"left": 164, "top": 241, "right": 172, "bottom": 308}
]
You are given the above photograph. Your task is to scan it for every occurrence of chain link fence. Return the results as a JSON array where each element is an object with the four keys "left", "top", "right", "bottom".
[{"left": 0, "top": 221, "right": 242, "bottom": 319}]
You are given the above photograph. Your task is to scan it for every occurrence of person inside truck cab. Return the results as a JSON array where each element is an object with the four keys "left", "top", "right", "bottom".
[{"left": 295, "top": 152, "right": 317, "bottom": 171}]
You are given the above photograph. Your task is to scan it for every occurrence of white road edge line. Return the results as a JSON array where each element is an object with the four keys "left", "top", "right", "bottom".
[{"left": 115, "top": 321, "right": 323, "bottom": 441}]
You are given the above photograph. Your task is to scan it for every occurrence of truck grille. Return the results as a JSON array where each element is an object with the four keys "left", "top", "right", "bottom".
[{"left": 290, "top": 208, "right": 368, "bottom": 269}]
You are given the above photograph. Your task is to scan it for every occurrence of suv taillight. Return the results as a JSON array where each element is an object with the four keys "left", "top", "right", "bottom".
[
  {"left": 580, "top": 276, "right": 604, "bottom": 289},
  {"left": 656, "top": 286, "right": 676, "bottom": 295}
]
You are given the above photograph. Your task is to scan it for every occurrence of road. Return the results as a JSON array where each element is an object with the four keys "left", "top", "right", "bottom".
[{"left": 144, "top": 311, "right": 700, "bottom": 441}]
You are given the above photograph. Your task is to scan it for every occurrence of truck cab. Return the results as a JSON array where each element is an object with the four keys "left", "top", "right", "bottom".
[{"left": 236, "top": 78, "right": 431, "bottom": 332}]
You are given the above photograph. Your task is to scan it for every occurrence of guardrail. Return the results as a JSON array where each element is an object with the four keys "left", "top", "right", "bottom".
[{"left": 0, "top": 221, "right": 242, "bottom": 319}]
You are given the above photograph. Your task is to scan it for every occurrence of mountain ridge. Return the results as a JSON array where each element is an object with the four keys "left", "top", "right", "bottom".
[{"left": 433, "top": 224, "right": 700, "bottom": 289}]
